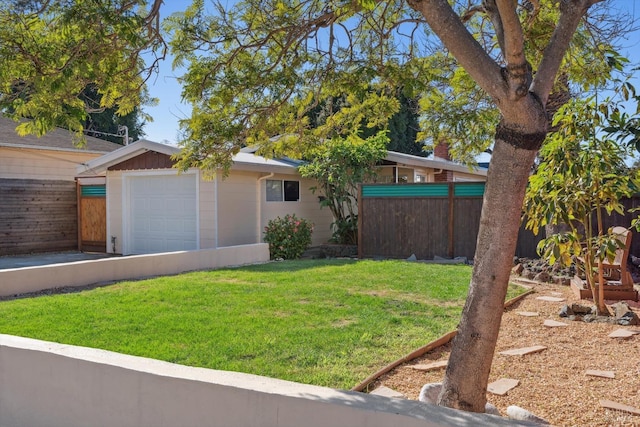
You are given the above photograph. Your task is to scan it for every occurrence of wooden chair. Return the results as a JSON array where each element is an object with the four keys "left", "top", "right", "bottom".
[
  {"left": 599, "top": 226, "right": 634, "bottom": 288},
  {"left": 572, "top": 226, "right": 637, "bottom": 300}
]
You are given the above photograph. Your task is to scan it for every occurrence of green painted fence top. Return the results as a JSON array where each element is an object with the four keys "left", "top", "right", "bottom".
[
  {"left": 81, "top": 185, "right": 106, "bottom": 197},
  {"left": 361, "top": 182, "right": 485, "bottom": 198}
]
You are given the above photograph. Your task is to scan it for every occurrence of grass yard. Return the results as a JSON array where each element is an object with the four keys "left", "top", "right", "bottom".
[{"left": 0, "top": 259, "right": 524, "bottom": 390}]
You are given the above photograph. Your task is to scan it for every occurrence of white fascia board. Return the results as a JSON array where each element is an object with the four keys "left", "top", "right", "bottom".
[{"left": 76, "top": 140, "right": 180, "bottom": 176}]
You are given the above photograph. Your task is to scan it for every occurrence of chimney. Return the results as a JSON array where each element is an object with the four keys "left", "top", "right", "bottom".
[{"left": 434, "top": 141, "right": 451, "bottom": 161}]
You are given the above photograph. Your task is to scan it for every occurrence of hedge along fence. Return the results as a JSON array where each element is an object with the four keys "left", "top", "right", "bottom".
[{"left": 357, "top": 182, "right": 543, "bottom": 260}]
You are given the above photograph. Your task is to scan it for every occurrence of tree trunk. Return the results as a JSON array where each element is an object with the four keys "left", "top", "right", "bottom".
[{"left": 437, "top": 133, "right": 539, "bottom": 412}]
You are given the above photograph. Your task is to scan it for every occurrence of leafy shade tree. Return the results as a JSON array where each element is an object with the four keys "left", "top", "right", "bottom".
[
  {"left": 0, "top": 0, "right": 164, "bottom": 141},
  {"left": 168, "top": 0, "right": 627, "bottom": 412},
  {"left": 525, "top": 82, "right": 640, "bottom": 315},
  {"left": 81, "top": 86, "right": 148, "bottom": 145},
  {"left": 298, "top": 132, "right": 388, "bottom": 245}
]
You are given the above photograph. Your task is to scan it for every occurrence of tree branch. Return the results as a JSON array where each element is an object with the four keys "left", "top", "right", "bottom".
[
  {"left": 531, "top": 0, "right": 605, "bottom": 105},
  {"left": 407, "top": 0, "right": 507, "bottom": 101}
]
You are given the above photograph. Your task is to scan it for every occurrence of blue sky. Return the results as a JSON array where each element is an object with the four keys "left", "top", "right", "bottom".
[{"left": 142, "top": 1, "right": 640, "bottom": 146}]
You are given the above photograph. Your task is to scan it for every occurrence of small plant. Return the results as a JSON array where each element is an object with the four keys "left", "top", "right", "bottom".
[{"left": 263, "top": 214, "right": 313, "bottom": 260}]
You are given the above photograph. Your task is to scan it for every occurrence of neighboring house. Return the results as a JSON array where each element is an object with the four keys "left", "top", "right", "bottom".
[
  {"left": 76, "top": 139, "right": 487, "bottom": 256},
  {"left": 378, "top": 143, "right": 487, "bottom": 183},
  {"left": 0, "top": 116, "right": 122, "bottom": 255}
]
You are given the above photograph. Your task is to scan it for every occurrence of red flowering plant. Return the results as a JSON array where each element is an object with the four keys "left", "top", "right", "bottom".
[{"left": 263, "top": 214, "right": 313, "bottom": 260}]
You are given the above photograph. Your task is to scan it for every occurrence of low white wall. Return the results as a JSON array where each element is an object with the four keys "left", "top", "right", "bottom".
[
  {"left": 0, "top": 335, "right": 522, "bottom": 427},
  {"left": 0, "top": 244, "right": 270, "bottom": 297}
]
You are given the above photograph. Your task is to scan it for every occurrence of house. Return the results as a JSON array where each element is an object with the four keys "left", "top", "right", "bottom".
[
  {"left": 0, "top": 116, "right": 122, "bottom": 255},
  {"left": 76, "top": 139, "right": 487, "bottom": 256},
  {"left": 76, "top": 140, "right": 335, "bottom": 255},
  {"left": 377, "top": 143, "right": 487, "bottom": 183}
]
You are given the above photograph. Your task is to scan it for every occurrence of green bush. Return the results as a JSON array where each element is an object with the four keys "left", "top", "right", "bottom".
[{"left": 263, "top": 214, "right": 313, "bottom": 260}]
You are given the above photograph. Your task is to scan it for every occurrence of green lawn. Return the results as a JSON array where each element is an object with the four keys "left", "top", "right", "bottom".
[{"left": 0, "top": 259, "right": 523, "bottom": 389}]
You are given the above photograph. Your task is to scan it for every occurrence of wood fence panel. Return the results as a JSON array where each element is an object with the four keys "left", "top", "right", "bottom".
[
  {"left": 0, "top": 179, "right": 77, "bottom": 255},
  {"left": 359, "top": 183, "right": 640, "bottom": 261},
  {"left": 452, "top": 197, "right": 483, "bottom": 259},
  {"left": 359, "top": 197, "right": 449, "bottom": 259}
]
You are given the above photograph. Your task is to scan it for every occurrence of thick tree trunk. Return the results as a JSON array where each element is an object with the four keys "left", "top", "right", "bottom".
[{"left": 437, "top": 135, "right": 539, "bottom": 412}]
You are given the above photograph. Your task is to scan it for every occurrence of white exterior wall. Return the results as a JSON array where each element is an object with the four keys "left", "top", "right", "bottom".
[
  {"left": 199, "top": 175, "right": 217, "bottom": 249},
  {"left": 217, "top": 170, "right": 260, "bottom": 247},
  {"left": 0, "top": 147, "right": 101, "bottom": 181},
  {"left": 260, "top": 173, "right": 334, "bottom": 246},
  {"left": 453, "top": 171, "right": 486, "bottom": 182},
  {"left": 107, "top": 171, "right": 124, "bottom": 254}
]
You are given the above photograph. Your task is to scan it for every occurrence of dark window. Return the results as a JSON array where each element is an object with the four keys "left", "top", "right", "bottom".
[
  {"left": 284, "top": 180, "right": 299, "bottom": 201},
  {"left": 266, "top": 179, "right": 299, "bottom": 202}
]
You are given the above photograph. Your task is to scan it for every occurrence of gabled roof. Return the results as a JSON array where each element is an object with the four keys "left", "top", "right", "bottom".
[
  {"left": 385, "top": 150, "right": 487, "bottom": 177},
  {"left": 77, "top": 140, "right": 488, "bottom": 178},
  {"left": 77, "top": 139, "right": 179, "bottom": 176},
  {"left": 0, "top": 115, "right": 123, "bottom": 154}
]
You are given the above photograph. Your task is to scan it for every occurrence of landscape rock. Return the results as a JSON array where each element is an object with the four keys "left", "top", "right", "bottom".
[
  {"left": 558, "top": 305, "right": 573, "bottom": 317},
  {"left": 612, "top": 302, "right": 631, "bottom": 318},
  {"left": 418, "top": 383, "right": 501, "bottom": 415},
  {"left": 617, "top": 311, "right": 640, "bottom": 326},
  {"left": 533, "top": 271, "right": 551, "bottom": 283},
  {"left": 506, "top": 405, "right": 550, "bottom": 425},
  {"left": 418, "top": 383, "right": 442, "bottom": 404},
  {"left": 512, "top": 263, "right": 524, "bottom": 275},
  {"left": 571, "top": 303, "right": 594, "bottom": 315},
  {"left": 407, "top": 253, "right": 417, "bottom": 261}
]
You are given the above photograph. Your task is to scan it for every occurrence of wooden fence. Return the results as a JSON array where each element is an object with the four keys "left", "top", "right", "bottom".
[
  {"left": 358, "top": 182, "right": 541, "bottom": 260},
  {"left": 0, "top": 178, "right": 78, "bottom": 256}
]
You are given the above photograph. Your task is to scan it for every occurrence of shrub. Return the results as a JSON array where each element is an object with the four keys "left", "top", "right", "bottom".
[{"left": 263, "top": 214, "right": 313, "bottom": 260}]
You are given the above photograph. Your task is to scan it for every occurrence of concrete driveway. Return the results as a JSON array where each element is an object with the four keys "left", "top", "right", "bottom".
[{"left": 0, "top": 251, "right": 112, "bottom": 270}]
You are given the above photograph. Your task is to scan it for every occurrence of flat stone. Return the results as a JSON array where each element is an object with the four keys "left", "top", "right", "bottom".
[
  {"left": 608, "top": 328, "right": 639, "bottom": 338},
  {"left": 410, "top": 360, "right": 448, "bottom": 372},
  {"left": 543, "top": 319, "right": 568, "bottom": 327},
  {"left": 536, "top": 296, "right": 566, "bottom": 302},
  {"left": 549, "top": 291, "right": 564, "bottom": 296},
  {"left": 516, "top": 311, "right": 539, "bottom": 317},
  {"left": 487, "top": 378, "right": 520, "bottom": 396},
  {"left": 585, "top": 370, "right": 615, "bottom": 379},
  {"left": 370, "top": 386, "right": 405, "bottom": 398},
  {"left": 600, "top": 399, "right": 640, "bottom": 415},
  {"left": 499, "top": 345, "right": 547, "bottom": 356}
]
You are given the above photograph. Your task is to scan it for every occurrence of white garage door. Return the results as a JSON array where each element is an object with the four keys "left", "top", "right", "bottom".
[{"left": 126, "top": 174, "right": 198, "bottom": 255}]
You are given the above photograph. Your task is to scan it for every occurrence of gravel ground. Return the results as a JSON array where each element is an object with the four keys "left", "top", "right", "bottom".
[{"left": 372, "top": 279, "right": 640, "bottom": 426}]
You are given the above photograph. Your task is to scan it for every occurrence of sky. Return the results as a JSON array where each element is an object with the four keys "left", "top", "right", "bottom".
[{"left": 141, "top": 1, "right": 640, "bottom": 147}]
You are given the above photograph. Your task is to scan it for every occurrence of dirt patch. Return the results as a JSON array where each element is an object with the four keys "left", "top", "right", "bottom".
[{"left": 372, "top": 279, "right": 640, "bottom": 426}]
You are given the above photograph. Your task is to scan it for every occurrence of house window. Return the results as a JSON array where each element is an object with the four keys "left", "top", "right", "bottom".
[{"left": 266, "top": 179, "right": 300, "bottom": 201}]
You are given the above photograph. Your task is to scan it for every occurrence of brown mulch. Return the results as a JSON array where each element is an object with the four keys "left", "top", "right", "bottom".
[{"left": 371, "top": 279, "right": 640, "bottom": 427}]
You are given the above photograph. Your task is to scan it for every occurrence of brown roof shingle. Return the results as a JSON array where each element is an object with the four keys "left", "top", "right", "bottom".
[{"left": 0, "top": 115, "right": 123, "bottom": 153}]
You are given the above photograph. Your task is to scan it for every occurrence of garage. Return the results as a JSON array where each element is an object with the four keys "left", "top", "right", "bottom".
[{"left": 125, "top": 173, "right": 198, "bottom": 255}]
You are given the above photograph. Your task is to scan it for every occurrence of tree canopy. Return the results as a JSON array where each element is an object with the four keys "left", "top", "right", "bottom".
[{"left": 0, "top": 0, "right": 164, "bottom": 141}]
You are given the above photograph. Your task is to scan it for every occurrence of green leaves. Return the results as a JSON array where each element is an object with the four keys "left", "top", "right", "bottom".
[{"left": 0, "top": 1, "right": 163, "bottom": 141}]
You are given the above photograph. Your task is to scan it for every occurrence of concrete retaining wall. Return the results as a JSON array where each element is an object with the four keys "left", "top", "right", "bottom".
[
  {"left": 0, "top": 244, "right": 270, "bottom": 297},
  {"left": 0, "top": 334, "right": 523, "bottom": 427}
]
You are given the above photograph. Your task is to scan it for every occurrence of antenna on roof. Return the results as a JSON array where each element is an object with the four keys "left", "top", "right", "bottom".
[{"left": 84, "top": 125, "right": 131, "bottom": 145}]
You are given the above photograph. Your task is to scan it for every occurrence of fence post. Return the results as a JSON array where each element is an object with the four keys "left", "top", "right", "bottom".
[{"left": 448, "top": 182, "right": 454, "bottom": 258}]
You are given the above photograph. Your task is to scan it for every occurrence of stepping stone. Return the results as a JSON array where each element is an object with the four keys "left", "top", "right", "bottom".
[
  {"left": 499, "top": 345, "right": 547, "bottom": 356},
  {"left": 516, "top": 311, "right": 539, "bottom": 317},
  {"left": 487, "top": 378, "right": 520, "bottom": 396},
  {"left": 608, "top": 328, "right": 639, "bottom": 339},
  {"left": 600, "top": 399, "right": 640, "bottom": 416},
  {"left": 543, "top": 319, "right": 568, "bottom": 327},
  {"left": 585, "top": 370, "right": 615, "bottom": 379},
  {"left": 410, "top": 360, "right": 448, "bottom": 372},
  {"left": 549, "top": 291, "right": 563, "bottom": 296},
  {"left": 370, "top": 386, "right": 405, "bottom": 398},
  {"left": 536, "top": 296, "right": 566, "bottom": 302}
]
